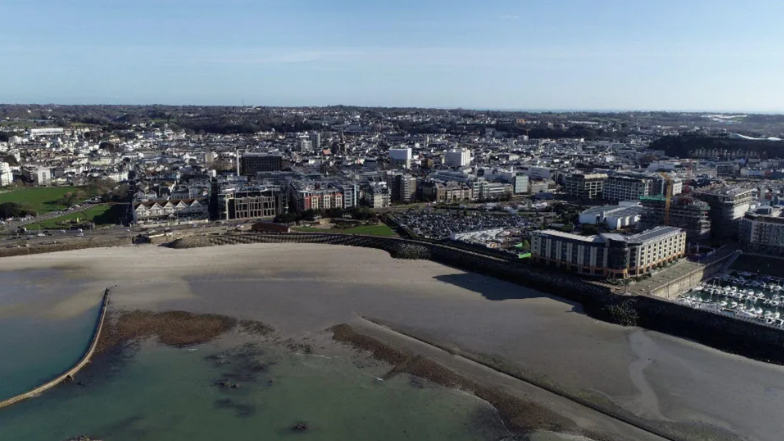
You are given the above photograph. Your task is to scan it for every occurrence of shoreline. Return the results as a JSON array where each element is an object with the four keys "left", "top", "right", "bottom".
[
  {"left": 167, "top": 233, "right": 784, "bottom": 367},
  {"left": 0, "top": 243, "right": 778, "bottom": 441}
]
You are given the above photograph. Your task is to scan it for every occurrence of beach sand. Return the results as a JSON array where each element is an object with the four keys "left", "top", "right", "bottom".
[{"left": 3, "top": 243, "right": 783, "bottom": 441}]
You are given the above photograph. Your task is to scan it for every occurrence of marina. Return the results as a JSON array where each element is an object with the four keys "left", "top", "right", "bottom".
[{"left": 678, "top": 271, "right": 784, "bottom": 328}]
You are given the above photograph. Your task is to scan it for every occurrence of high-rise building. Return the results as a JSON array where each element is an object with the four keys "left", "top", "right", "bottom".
[
  {"left": 389, "top": 148, "right": 412, "bottom": 169},
  {"left": 310, "top": 132, "right": 322, "bottom": 150},
  {"left": 695, "top": 187, "right": 754, "bottom": 240},
  {"left": 445, "top": 149, "right": 472, "bottom": 167},
  {"left": 298, "top": 138, "right": 313, "bottom": 153},
  {"left": 389, "top": 174, "right": 417, "bottom": 203},
  {"left": 565, "top": 173, "right": 608, "bottom": 200},
  {"left": 240, "top": 153, "right": 283, "bottom": 175}
]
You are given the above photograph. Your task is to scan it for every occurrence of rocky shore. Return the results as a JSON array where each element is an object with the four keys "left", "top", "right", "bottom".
[
  {"left": 96, "top": 310, "right": 273, "bottom": 354},
  {"left": 330, "top": 323, "right": 602, "bottom": 439}
]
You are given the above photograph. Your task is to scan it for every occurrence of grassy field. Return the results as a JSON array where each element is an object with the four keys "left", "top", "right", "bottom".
[
  {"left": 26, "top": 205, "right": 121, "bottom": 230},
  {"left": 294, "top": 224, "right": 397, "bottom": 237},
  {"left": 0, "top": 187, "right": 81, "bottom": 213}
]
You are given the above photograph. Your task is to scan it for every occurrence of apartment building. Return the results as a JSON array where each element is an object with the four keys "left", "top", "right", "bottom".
[
  {"left": 604, "top": 174, "right": 651, "bottom": 201},
  {"left": 289, "top": 181, "right": 344, "bottom": 212},
  {"left": 0, "top": 162, "right": 13, "bottom": 186},
  {"left": 133, "top": 198, "right": 209, "bottom": 226},
  {"left": 363, "top": 182, "right": 390, "bottom": 208},
  {"left": 695, "top": 187, "right": 755, "bottom": 240},
  {"left": 386, "top": 173, "right": 417, "bottom": 203},
  {"left": 565, "top": 173, "right": 607, "bottom": 200},
  {"left": 531, "top": 226, "right": 686, "bottom": 278},
  {"left": 444, "top": 149, "right": 472, "bottom": 167},
  {"left": 739, "top": 207, "right": 784, "bottom": 256},
  {"left": 639, "top": 195, "right": 711, "bottom": 241},
  {"left": 332, "top": 181, "right": 360, "bottom": 209}
]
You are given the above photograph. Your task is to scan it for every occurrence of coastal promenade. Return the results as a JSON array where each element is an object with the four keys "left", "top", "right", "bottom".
[{"left": 0, "top": 288, "right": 111, "bottom": 409}]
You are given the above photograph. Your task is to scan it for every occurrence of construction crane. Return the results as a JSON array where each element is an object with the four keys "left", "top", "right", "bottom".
[{"left": 659, "top": 172, "right": 673, "bottom": 226}]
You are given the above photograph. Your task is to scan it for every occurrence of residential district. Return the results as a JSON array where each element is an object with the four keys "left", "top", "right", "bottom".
[{"left": 2, "top": 106, "right": 784, "bottom": 291}]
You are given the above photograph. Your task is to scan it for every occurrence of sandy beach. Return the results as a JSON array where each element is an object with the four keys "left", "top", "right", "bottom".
[{"left": 3, "top": 243, "right": 783, "bottom": 441}]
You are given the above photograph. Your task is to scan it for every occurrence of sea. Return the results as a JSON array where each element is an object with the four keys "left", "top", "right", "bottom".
[{"left": 0, "top": 270, "right": 524, "bottom": 441}]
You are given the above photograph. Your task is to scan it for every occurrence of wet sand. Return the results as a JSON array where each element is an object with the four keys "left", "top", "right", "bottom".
[{"left": 2, "top": 243, "right": 784, "bottom": 441}]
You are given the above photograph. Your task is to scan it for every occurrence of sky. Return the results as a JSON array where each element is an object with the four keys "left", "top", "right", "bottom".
[{"left": 1, "top": 0, "right": 783, "bottom": 111}]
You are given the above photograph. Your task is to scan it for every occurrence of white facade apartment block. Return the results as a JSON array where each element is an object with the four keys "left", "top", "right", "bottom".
[
  {"left": 0, "top": 162, "right": 13, "bottom": 186},
  {"left": 445, "top": 149, "right": 472, "bottom": 167}
]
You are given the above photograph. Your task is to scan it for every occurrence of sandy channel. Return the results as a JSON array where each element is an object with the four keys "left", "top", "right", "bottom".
[{"left": 2, "top": 243, "right": 783, "bottom": 441}]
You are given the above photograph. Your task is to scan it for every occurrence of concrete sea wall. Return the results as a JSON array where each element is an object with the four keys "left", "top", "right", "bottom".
[
  {"left": 0, "top": 288, "right": 111, "bottom": 409},
  {"left": 0, "top": 238, "right": 131, "bottom": 258}
]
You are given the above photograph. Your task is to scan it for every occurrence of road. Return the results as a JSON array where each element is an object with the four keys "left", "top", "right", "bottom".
[{"left": 1, "top": 203, "right": 109, "bottom": 232}]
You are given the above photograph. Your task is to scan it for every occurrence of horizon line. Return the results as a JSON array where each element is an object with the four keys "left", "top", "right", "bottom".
[{"left": 0, "top": 102, "right": 783, "bottom": 116}]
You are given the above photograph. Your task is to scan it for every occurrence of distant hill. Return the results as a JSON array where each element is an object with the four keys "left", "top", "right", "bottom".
[{"left": 649, "top": 134, "right": 784, "bottom": 159}]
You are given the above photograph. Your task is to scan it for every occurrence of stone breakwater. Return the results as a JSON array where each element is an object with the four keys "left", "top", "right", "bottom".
[
  {"left": 170, "top": 233, "right": 784, "bottom": 365},
  {"left": 0, "top": 288, "right": 111, "bottom": 409}
]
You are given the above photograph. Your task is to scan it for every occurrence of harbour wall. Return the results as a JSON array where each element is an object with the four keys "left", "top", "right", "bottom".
[
  {"left": 649, "top": 253, "right": 735, "bottom": 300},
  {"left": 0, "top": 288, "right": 111, "bottom": 409},
  {"left": 169, "top": 233, "right": 784, "bottom": 365}
]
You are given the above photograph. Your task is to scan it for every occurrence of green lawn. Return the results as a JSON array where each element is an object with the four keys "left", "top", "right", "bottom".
[
  {"left": 26, "top": 205, "right": 121, "bottom": 230},
  {"left": 0, "top": 187, "right": 82, "bottom": 213},
  {"left": 294, "top": 224, "right": 397, "bottom": 237}
]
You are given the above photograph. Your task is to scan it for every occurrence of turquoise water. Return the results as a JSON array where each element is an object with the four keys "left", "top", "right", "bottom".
[
  {"left": 0, "top": 342, "right": 508, "bottom": 441},
  {"left": 0, "top": 270, "right": 100, "bottom": 401}
]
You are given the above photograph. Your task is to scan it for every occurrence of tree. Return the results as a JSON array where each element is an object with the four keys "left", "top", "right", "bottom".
[
  {"left": 581, "top": 224, "right": 600, "bottom": 236},
  {"left": 0, "top": 202, "right": 35, "bottom": 218},
  {"left": 561, "top": 222, "right": 575, "bottom": 233}
]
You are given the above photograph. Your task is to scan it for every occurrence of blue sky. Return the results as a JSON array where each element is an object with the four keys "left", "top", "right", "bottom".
[{"left": 1, "top": 0, "right": 783, "bottom": 111}]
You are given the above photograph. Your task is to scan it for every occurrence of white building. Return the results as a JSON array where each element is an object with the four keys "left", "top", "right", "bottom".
[
  {"left": 364, "top": 182, "right": 390, "bottom": 208},
  {"left": 33, "top": 167, "right": 51, "bottom": 186},
  {"left": 0, "top": 162, "right": 13, "bottom": 186},
  {"left": 531, "top": 226, "right": 686, "bottom": 279},
  {"left": 445, "top": 149, "right": 472, "bottom": 167},
  {"left": 297, "top": 138, "right": 313, "bottom": 153},
  {"left": 133, "top": 198, "right": 209, "bottom": 226},
  {"left": 29, "top": 128, "right": 64, "bottom": 137},
  {"left": 389, "top": 148, "right": 412, "bottom": 169},
  {"left": 578, "top": 204, "right": 644, "bottom": 230}
]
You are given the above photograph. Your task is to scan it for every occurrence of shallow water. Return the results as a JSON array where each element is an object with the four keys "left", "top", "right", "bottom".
[
  {"left": 0, "top": 341, "right": 508, "bottom": 441},
  {"left": 0, "top": 270, "right": 99, "bottom": 401}
]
